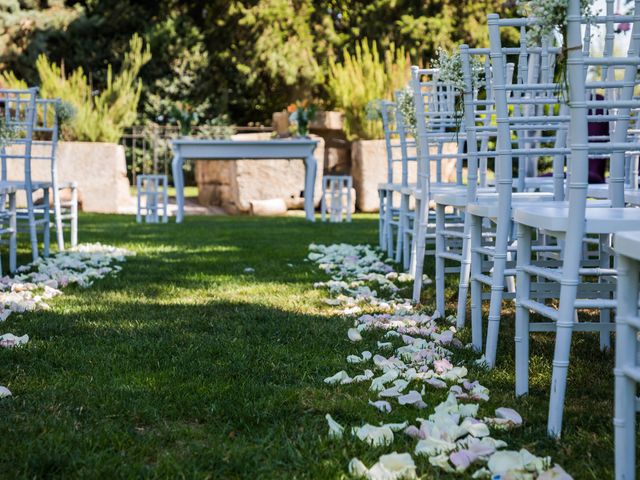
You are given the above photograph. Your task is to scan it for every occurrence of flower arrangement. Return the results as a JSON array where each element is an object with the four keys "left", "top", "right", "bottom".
[
  {"left": 169, "top": 102, "right": 199, "bottom": 136},
  {"left": 287, "top": 100, "right": 316, "bottom": 137},
  {"left": 55, "top": 100, "right": 76, "bottom": 125},
  {"left": 517, "top": 0, "right": 594, "bottom": 46},
  {"left": 396, "top": 87, "right": 417, "bottom": 136},
  {"left": 0, "top": 117, "right": 19, "bottom": 149},
  {"left": 432, "top": 48, "right": 484, "bottom": 92}
]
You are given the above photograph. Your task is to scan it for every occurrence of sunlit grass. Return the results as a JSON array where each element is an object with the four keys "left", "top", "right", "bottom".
[{"left": 0, "top": 213, "right": 619, "bottom": 478}]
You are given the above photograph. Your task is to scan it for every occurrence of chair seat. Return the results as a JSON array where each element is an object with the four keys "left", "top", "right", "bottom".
[
  {"left": 521, "top": 176, "right": 555, "bottom": 191},
  {"left": 514, "top": 204, "right": 640, "bottom": 234},
  {"left": 378, "top": 182, "right": 405, "bottom": 193},
  {"left": 410, "top": 184, "right": 465, "bottom": 200},
  {"left": 614, "top": 230, "right": 640, "bottom": 261},
  {"left": 466, "top": 192, "right": 555, "bottom": 218},
  {"left": 625, "top": 189, "right": 640, "bottom": 206},
  {"left": 0, "top": 180, "right": 52, "bottom": 190},
  {"left": 433, "top": 187, "right": 496, "bottom": 207}
]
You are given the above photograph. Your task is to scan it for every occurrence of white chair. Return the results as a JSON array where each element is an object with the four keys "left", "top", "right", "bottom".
[
  {"left": 321, "top": 175, "right": 352, "bottom": 222},
  {"left": 432, "top": 46, "right": 501, "bottom": 321},
  {"left": 0, "top": 185, "right": 17, "bottom": 274},
  {"left": 409, "top": 67, "right": 466, "bottom": 302},
  {"left": 378, "top": 100, "right": 402, "bottom": 257},
  {"left": 0, "top": 87, "right": 46, "bottom": 262},
  {"left": 613, "top": 230, "right": 640, "bottom": 480},
  {"left": 466, "top": 19, "right": 566, "bottom": 357},
  {"left": 136, "top": 174, "right": 168, "bottom": 223},
  {"left": 32, "top": 98, "right": 78, "bottom": 250},
  {"left": 377, "top": 97, "right": 418, "bottom": 265},
  {"left": 513, "top": 1, "right": 640, "bottom": 437}
]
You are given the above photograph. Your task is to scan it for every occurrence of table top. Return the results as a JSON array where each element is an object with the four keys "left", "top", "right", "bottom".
[
  {"left": 172, "top": 138, "right": 319, "bottom": 160},
  {"left": 172, "top": 138, "right": 318, "bottom": 146}
]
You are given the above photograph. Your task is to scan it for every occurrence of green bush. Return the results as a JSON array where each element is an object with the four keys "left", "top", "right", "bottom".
[
  {"left": 328, "top": 40, "right": 411, "bottom": 140},
  {"left": 2, "top": 34, "right": 151, "bottom": 143}
]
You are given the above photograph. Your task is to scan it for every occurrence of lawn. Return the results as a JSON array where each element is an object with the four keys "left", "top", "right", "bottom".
[{"left": 0, "top": 214, "right": 619, "bottom": 478}]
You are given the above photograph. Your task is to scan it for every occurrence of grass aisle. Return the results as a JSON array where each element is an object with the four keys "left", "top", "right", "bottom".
[{"left": 0, "top": 214, "right": 618, "bottom": 478}]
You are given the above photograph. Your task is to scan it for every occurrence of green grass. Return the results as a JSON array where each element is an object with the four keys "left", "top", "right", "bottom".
[{"left": 0, "top": 214, "right": 621, "bottom": 478}]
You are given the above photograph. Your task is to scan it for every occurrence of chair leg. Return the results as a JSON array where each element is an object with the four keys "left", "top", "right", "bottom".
[
  {"left": 53, "top": 185, "right": 64, "bottom": 251},
  {"left": 26, "top": 190, "right": 39, "bottom": 262},
  {"left": 614, "top": 255, "right": 638, "bottom": 480},
  {"left": 42, "top": 188, "right": 50, "bottom": 257},
  {"left": 435, "top": 203, "right": 446, "bottom": 317},
  {"left": 9, "top": 192, "right": 16, "bottom": 273},
  {"left": 456, "top": 212, "right": 472, "bottom": 329},
  {"left": 470, "top": 213, "right": 483, "bottom": 351},
  {"left": 598, "top": 233, "right": 612, "bottom": 351},
  {"left": 379, "top": 190, "right": 386, "bottom": 250},
  {"left": 412, "top": 197, "right": 428, "bottom": 303},
  {"left": 346, "top": 178, "right": 352, "bottom": 223},
  {"left": 515, "top": 223, "right": 532, "bottom": 396},
  {"left": 484, "top": 211, "right": 512, "bottom": 368},
  {"left": 385, "top": 192, "right": 394, "bottom": 258},
  {"left": 70, "top": 186, "right": 78, "bottom": 247}
]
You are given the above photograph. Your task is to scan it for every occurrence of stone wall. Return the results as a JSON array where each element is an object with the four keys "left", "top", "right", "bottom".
[
  {"left": 195, "top": 133, "right": 325, "bottom": 214},
  {"left": 5, "top": 141, "right": 132, "bottom": 213}
]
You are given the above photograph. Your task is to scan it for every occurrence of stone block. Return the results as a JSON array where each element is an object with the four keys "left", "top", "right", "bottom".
[
  {"left": 194, "top": 133, "right": 325, "bottom": 214},
  {"left": 351, "top": 139, "right": 459, "bottom": 212},
  {"left": 6, "top": 141, "right": 131, "bottom": 213}
]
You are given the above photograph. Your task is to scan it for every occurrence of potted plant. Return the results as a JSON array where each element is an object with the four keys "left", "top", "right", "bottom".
[{"left": 287, "top": 100, "right": 316, "bottom": 137}]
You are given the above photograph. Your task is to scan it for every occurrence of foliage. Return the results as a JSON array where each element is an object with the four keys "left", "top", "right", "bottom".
[
  {"left": 2, "top": 34, "right": 151, "bottom": 142},
  {"left": 0, "top": 0, "right": 519, "bottom": 126},
  {"left": 287, "top": 100, "right": 316, "bottom": 137},
  {"left": 328, "top": 40, "right": 411, "bottom": 140}
]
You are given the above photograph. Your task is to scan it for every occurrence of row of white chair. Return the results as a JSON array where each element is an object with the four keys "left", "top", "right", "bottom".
[{"left": 376, "top": 0, "right": 640, "bottom": 476}]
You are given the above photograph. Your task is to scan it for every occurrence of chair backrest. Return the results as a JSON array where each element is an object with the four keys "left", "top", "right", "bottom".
[
  {"left": 459, "top": 45, "right": 501, "bottom": 203},
  {"left": 32, "top": 98, "right": 61, "bottom": 173},
  {"left": 488, "top": 16, "right": 568, "bottom": 207},
  {"left": 410, "top": 66, "right": 465, "bottom": 200},
  {"left": 0, "top": 88, "right": 38, "bottom": 186},
  {"left": 566, "top": 0, "right": 640, "bottom": 210},
  {"left": 380, "top": 100, "right": 401, "bottom": 184},
  {"left": 393, "top": 89, "right": 418, "bottom": 188}
]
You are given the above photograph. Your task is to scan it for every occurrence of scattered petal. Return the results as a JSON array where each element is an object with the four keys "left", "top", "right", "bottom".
[{"left": 325, "top": 414, "right": 344, "bottom": 439}]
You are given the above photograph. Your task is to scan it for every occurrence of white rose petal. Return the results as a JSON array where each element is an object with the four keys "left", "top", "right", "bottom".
[
  {"left": 325, "top": 414, "right": 344, "bottom": 439},
  {"left": 352, "top": 424, "right": 394, "bottom": 446},
  {"left": 348, "top": 328, "right": 363, "bottom": 342}
]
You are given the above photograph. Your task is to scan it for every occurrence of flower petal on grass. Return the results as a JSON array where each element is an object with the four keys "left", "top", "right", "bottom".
[
  {"left": 348, "top": 457, "right": 369, "bottom": 478},
  {"left": 538, "top": 465, "right": 574, "bottom": 479},
  {"left": 369, "top": 452, "right": 417, "bottom": 480},
  {"left": 348, "top": 328, "right": 363, "bottom": 342},
  {"left": 0, "top": 386, "right": 11, "bottom": 398},
  {"left": 0, "top": 333, "right": 29, "bottom": 348},
  {"left": 352, "top": 424, "right": 394, "bottom": 446},
  {"left": 495, "top": 407, "right": 522, "bottom": 426},
  {"left": 325, "top": 414, "right": 344, "bottom": 439},
  {"left": 369, "top": 400, "right": 392, "bottom": 413},
  {"left": 324, "top": 370, "right": 351, "bottom": 385}
]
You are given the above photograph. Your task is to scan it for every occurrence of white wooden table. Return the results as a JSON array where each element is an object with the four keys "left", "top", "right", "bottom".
[{"left": 171, "top": 139, "right": 319, "bottom": 223}]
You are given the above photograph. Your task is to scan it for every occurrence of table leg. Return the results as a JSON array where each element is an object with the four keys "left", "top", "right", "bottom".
[
  {"left": 304, "top": 154, "right": 317, "bottom": 222},
  {"left": 172, "top": 154, "right": 184, "bottom": 223}
]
